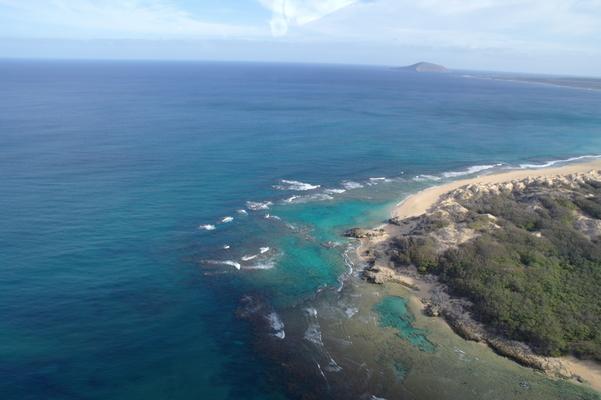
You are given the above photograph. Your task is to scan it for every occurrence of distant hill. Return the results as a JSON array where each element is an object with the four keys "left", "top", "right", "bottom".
[{"left": 398, "top": 62, "right": 448, "bottom": 73}]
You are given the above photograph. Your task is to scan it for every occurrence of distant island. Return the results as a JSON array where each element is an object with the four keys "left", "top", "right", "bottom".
[{"left": 398, "top": 62, "right": 448, "bottom": 73}]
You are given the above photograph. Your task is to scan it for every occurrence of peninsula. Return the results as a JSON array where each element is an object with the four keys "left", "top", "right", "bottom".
[{"left": 349, "top": 161, "right": 601, "bottom": 392}]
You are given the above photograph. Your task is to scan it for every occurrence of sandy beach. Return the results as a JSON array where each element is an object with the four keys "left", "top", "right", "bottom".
[
  {"left": 363, "top": 159, "right": 601, "bottom": 393},
  {"left": 393, "top": 160, "right": 601, "bottom": 220}
]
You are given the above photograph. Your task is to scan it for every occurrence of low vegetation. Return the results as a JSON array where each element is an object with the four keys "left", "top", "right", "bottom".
[{"left": 391, "top": 181, "right": 601, "bottom": 360}]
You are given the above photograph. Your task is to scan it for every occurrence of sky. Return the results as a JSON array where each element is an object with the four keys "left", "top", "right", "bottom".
[{"left": 0, "top": 0, "right": 600, "bottom": 75}]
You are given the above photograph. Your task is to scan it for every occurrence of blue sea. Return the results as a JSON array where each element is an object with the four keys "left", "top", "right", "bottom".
[{"left": 2, "top": 60, "right": 601, "bottom": 400}]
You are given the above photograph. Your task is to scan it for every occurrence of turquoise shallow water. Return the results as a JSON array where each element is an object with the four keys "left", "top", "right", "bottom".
[
  {"left": 375, "top": 296, "right": 436, "bottom": 353},
  {"left": 2, "top": 60, "right": 601, "bottom": 399}
]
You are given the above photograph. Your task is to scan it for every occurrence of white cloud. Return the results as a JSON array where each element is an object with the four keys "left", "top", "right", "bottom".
[
  {"left": 0, "top": 0, "right": 600, "bottom": 74},
  {"left": 258, "top": 0, "right": 359, "bottom": 36},
  {"left": 293, "top": 0, "right": 601, "bottom": 54},
  {"left": 0, "top": 0, "right": 262, "bottom": 39}
]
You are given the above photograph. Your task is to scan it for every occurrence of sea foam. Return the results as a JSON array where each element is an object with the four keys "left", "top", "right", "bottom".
[
  {"left": 368, "top": 177, "right": 392, "bottom": 184},
  {"left": 246, "top": 201, "right": 273, "bottom": 211},
  {"left": 442, "top": 163, "right": 503, "bottom": 178},
  {"left": 519, "top": 154, "right": 601, "bottom": 169},
  {"left": 286, "top": 193, "right": 334, "bottom": 204},
  {"left": 304, "top": 307, "right": 318, "bottom": 318},
  {"left": 198, "top": 224, "right": 216, "bottom": 231},
  {"left": 273, "top": 179, "right": 320, "bottom": 191},
  {"left": 323, "top": 188, "right": 347, "bottom": 194},
  {"left": 204, "top": 260, "right": 241, "bottom": 270},
  {"left": 345, "top": 307, "right": 359, "bottom": 319},
  {"left": 244, "top": 261, "right": 276, "bottom": 270},
  {"left": 304, "top": 322, "right": 323, "bottom": 346},
  {"left": 266, "top": 312, "right": 285, "bottom": 339},
  {"left": 341, "top": 181, "right": 364, "bottom": 190},
  {"left": 413, "top": 174, "right": 441, "bottom": 182}
]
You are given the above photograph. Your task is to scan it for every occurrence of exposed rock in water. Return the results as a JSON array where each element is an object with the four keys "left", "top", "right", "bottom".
[
  {"left": 343, "top": 228, "right": 385, "bottom": 239},
  {"left": 320, "top": 240, "right": 342, "bottom": 249},
  {"left": 363, "top": 265, "right": 418, "bottom": 289}
]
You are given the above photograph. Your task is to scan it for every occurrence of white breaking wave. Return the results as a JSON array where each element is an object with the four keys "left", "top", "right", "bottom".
[
  {"left": 337, "top": 244, "right": 359, "bottom": 292},
  {"left": 246, "top": 201, "right": 273, "bottom": 211},
  {"left": 345, "top": 307, "right": 358, "bottom": 319},
  {"left": 244, "top": 261, "right": 276, "bottom": 270},
  {"left": 221, "top": 216, "right": 234, "bottom": 223},
  {"left": 341, "top": 180, "right": 364, "bottom": 190},
  {"left": 223, "top": 244, "right": 230, "bottom": 250},
  {"left": 237, "top": 209, "right": 248, "bottom": 215},
  {"left": 315, "top": 362, "right": 327, "bottom": 381},
  {"left": 326, "top": 358, "right": 343, "bottom": 372},
  {"left": 519, "top": 154, "right": 601, "bottom": 169},
  {"left": 442, "top": 163, "right": 503, "bottom": 178},
  {"left": 411, "top": 155, "right": 600, "bottom": 183},
  {"left": 274, "top": 179, "right": 321, "bottom": 191},
  {"left": 323, "top": 188, "right": 347, "bottom": 194},
  {"left": 241, "top": 254, "right": 258, "bottom": 261},
  {"left": 260, "top": 247, "right": 270, "bottom": 254},
  {"left": 413, "top": 174, "right": 441, "bottom": 182},
  {"left": 286, "top": 193, "right": 334, "bottom": 204},
  {"left": 265, "top": 213, "right": 282, "bottom": 220},
  {"left": 368, "top": 177, "right": 392, "bottom": 183},
  {"left": 224, "top": 261, "right": 241, "bottom": 270},
  {"left": 266, "top": 312, "right": 285, "bottom": 339},
  {"left": 204, "top": 260, "right": 241, "bottom": 270},
  {"left": 304, "top": 322, "right": 323, "bottom": 346},
  {"left": 198, "top": 224, "right": 216, "bottom": 231},
  {"left": 304, "top": 307, "right": 318, "bottom": 318}
]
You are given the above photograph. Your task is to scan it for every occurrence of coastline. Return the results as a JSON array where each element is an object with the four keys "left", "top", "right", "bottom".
[
  {"left": 392, "top": 160, "right": 601, "bottom": 220},
  {"left": 357, "top": 159, "right": 601, "bottom": 393}
]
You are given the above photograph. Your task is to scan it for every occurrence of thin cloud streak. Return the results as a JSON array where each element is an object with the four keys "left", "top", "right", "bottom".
[{"left": 257, "top": 0, "right": 359, "bottom": 36}]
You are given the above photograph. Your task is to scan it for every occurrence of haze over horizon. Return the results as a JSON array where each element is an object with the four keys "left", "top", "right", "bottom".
[{"left": 1, "top": 0, "right": 600, "bottom": 77}]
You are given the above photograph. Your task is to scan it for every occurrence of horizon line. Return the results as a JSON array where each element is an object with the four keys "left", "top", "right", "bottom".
[{"left": 1, "top": 56, "right": 599, "bottom": 79}]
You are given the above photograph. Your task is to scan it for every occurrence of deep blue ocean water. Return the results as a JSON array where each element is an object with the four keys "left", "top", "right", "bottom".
[{"left": 2, "top": 60, "right": 601, "bottom": 399}]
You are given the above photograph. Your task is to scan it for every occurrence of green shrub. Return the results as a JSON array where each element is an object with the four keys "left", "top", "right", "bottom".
[{"left": 391, "top": 188, "right": 601, "bottom": 360}]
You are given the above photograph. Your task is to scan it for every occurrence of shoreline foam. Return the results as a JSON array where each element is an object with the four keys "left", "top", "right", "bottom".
[{"left": 392, "top": 160, "right": 601, "bottom": 220}]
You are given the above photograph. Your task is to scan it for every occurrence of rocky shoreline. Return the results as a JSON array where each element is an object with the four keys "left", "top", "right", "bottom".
[{"left": 349, "top": 169, "right": 601, "bottom": 388}]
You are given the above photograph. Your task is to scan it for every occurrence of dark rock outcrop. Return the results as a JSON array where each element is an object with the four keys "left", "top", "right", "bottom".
[{"left": 343, "top": 228, "right": 385, "bottom": 239}]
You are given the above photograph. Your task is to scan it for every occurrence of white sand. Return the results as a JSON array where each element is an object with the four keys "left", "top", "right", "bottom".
[{"left": 393, "top": 160, "right": 601, "bottom": 220}]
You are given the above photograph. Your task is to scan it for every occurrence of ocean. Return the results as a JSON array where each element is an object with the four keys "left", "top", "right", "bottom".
[{"left": 2, "top": 60, "right": 601, "bottom": 399}]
